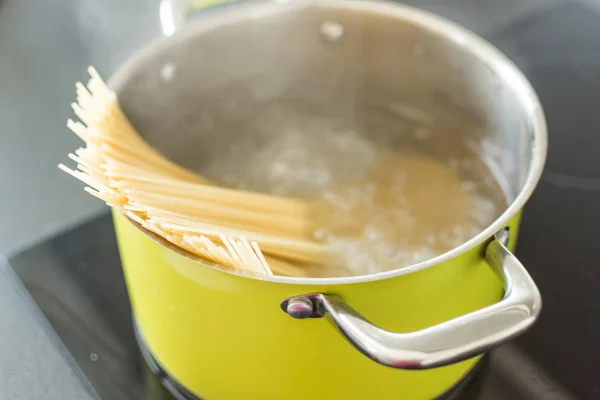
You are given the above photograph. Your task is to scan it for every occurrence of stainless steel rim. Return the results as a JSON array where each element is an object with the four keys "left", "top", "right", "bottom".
[{"left": 110, "top": 0, "right": 548, "bottom": 285}]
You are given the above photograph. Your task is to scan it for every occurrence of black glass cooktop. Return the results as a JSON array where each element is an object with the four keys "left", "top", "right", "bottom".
[{"left": 6, "top": 1, "right": 600, "bottom": 399}]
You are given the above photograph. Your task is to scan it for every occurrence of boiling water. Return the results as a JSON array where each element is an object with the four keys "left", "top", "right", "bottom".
[
  {"left": 310, "top": 152, "right": 503, "bottom": 277},
  {"left": 203, "top": 100, "right": 508, "bottom": 277}
]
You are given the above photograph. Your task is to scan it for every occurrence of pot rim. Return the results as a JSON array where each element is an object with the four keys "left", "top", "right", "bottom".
[{"left": 109, "top": 0, "right": 548, "bottom": 286}]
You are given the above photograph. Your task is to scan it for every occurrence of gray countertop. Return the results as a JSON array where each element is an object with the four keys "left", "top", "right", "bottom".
[
  {"left": 0, "top": 260, "right": 97, "bottom": 400},
  {"left": 0, "top": 0, "right": 160, "bottom": 257}
]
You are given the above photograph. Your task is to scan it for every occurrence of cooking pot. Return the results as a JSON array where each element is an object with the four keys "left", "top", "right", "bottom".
[{"left": 109, "top": 0, "right": 547, "bottom": 398}]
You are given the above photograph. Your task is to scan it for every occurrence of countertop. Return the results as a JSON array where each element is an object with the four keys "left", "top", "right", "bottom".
[
  {"left": 0, "top": 0, "right": 159, "bottom": 257},
  {"left": 0, "top": 260, "right": 97, "bottom": 400}
]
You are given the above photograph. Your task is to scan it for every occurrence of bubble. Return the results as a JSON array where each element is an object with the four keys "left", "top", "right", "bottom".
[
  {"left": 160, "top": 62, "right": 176, "bottom": 82},
  {"left": 320, "top": 21, "right": 344, "bottom": 43}
]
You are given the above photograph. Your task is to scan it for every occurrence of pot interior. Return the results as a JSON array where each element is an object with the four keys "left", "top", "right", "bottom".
[{"left": 111, "top": 0, "right": 542, "bottom": 276}]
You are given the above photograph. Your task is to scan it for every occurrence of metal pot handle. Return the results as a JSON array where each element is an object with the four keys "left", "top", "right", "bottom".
[
  {"left": 280, "top": 230, "right": 542, "bottom": 370},
  {"left": 159, "top": 0, "right": 240, "bottom": 36}
]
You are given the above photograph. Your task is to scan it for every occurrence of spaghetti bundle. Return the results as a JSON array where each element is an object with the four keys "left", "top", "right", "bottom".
[{"left": 59, "top": 67, "right": 326, "bottom": 277}]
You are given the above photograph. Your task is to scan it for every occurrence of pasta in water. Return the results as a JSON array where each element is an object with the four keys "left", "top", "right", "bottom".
[{"left": 59, "top": 67, "right": 504, "bottom": 278}]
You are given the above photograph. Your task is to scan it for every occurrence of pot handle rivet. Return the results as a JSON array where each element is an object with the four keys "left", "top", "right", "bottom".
[{"left": 286, "top": 297, "right": 314, "bottom": 319}]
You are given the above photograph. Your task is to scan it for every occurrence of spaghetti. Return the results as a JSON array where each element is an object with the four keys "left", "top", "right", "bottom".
[{"left": 59, "top": 67, "right": 323, "bottom": 277}]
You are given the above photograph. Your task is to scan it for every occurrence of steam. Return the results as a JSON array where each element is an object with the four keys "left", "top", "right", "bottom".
[{"left": 73, "top": 0, "right": 162, "bottom": 74}]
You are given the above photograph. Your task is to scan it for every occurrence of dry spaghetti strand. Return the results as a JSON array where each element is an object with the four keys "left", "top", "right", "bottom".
[{"left": 58, "top": 67, "right": 325, "bottom": 277}]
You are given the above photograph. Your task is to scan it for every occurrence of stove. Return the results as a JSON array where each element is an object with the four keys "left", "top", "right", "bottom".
[{"left": 5, "top": 1, "right": 600, "bottom": 399}]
